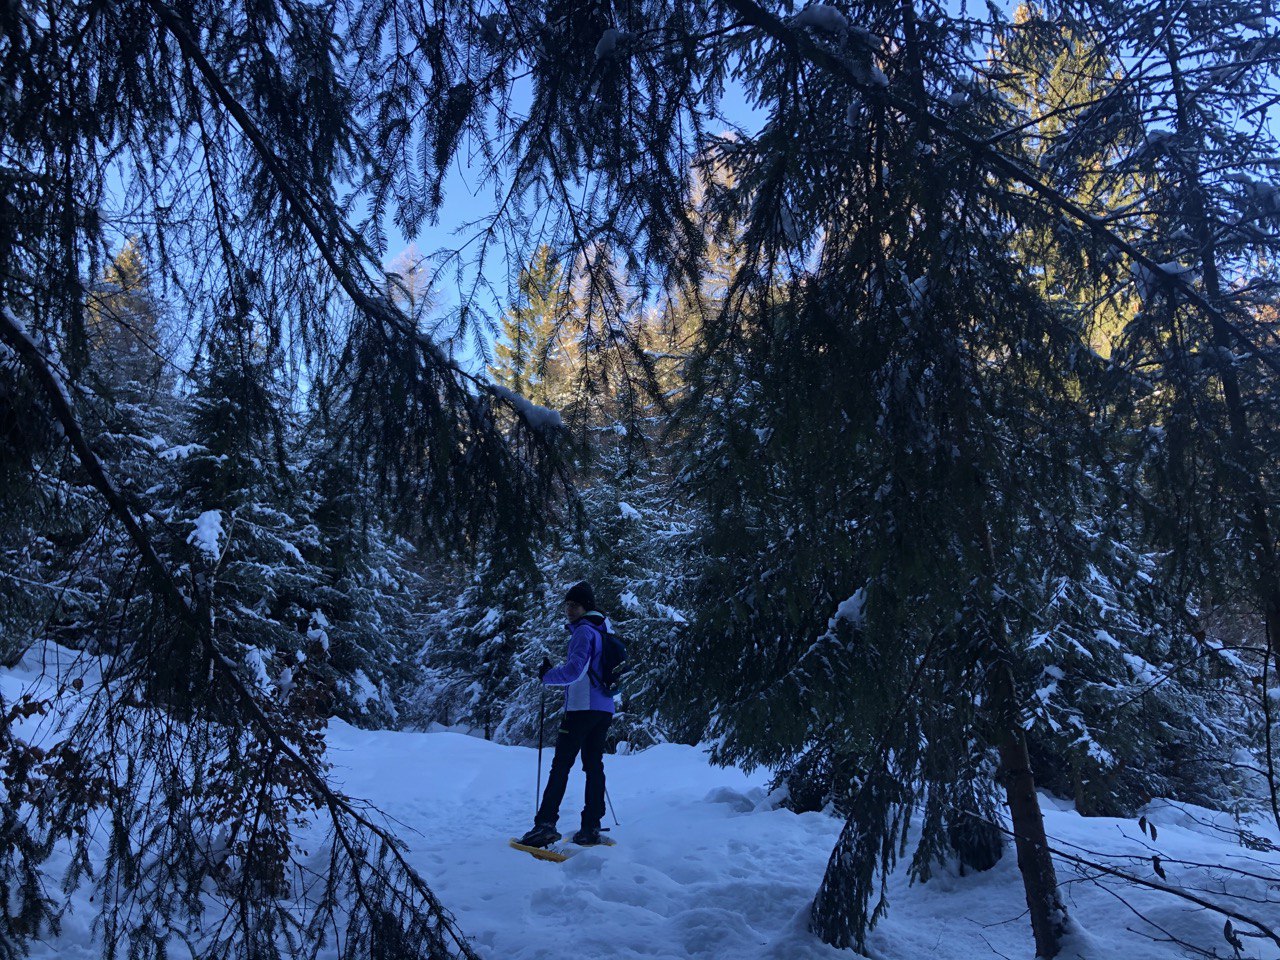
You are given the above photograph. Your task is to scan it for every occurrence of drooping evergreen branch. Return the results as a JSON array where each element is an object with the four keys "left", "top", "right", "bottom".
[
  {"left": 0, "top": 305, "right": 481, "bottom": 958},
  {"left": 716, "top": 0, "right": 1280, "bottom": 379},
  {"left": 141, "top": 0, "right": 562, "bottom": 435},
  {"left": 0, "top": 307, "right": 189, "bottom": 618}
]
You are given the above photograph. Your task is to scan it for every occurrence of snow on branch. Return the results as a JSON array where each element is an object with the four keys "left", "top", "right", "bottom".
[
  {"left": 595, "top": 27, "right": 629, "bottom": 61},
  {"left": 792, "top": 4, "right": 850, "bottom": 33},
  {"left": 189, "top": 509, "right": 226, "bottom": 561},
  {"left": 1228, "top": 173, "right": 1280, "bottom": 223},
  {"left": 489, "top": 383, "right": 564, "bottom": 431},
  {"left": 827, "top": 587, "right": 868, "bottom": 632},
  {"left": 1130, "top": 260, "right": 1197, "bottom": 303},
  {"left": 790, "top": 4, "right": 887, "bottom": 86}
]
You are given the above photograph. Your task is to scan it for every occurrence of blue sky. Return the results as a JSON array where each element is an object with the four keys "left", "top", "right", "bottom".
[{"left": 378, "top": 72, "right": 766, "bottom": 373}]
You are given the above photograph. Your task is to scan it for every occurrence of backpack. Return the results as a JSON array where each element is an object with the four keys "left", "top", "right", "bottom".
[{"left": 587, "top": 621, "right": 628, "bottom": 696}]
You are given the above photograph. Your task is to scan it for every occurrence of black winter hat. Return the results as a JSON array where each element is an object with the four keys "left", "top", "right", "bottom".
[{"left": 564, "top": 581, "right": 595, "bottom": 610}]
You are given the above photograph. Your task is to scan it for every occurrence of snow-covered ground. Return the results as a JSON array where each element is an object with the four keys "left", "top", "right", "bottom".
[
  {"left": 329, "top": 727, "right": 1279, "bottom": 960},
  {"left": 6, "top": 645, "right": 1278, "bottom": 959}
]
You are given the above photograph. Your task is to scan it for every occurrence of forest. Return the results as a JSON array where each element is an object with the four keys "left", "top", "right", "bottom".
[{"left": 1, "top": 0, "right": 1279, "bottom": 957}]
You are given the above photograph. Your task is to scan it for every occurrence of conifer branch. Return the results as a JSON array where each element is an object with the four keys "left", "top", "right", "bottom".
[
  {"left": 142, "top": 0, "right": 555, "bottom": 432},
  {"left": 0, "top": 307, "right": 190, "bottom": 618},
  {"left": 717, "top": 0, "right": 1280, "bottom": 378},
  {"left": 974, "top": 815, "right": 1280, "bottom": 949},
  {"left": 0, "top": 305, "right": 481, "bottom": 957}
]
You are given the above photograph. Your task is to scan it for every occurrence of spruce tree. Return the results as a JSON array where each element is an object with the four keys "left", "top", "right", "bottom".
[
  {"left": 491, "top": 246, "right": 575, "bottom": 407},
  {"left": 4, "top": 0, "right": 1276, "bottom": 956},
  {"left": 997, "top": 5, "right": 1144, "bottom": 353},
  {"left": 1007, "top": 0, "right": 1280, "bottom": 820},
  {"left": 1123, "top": 0, "right": 1280, "bottom": 675}
]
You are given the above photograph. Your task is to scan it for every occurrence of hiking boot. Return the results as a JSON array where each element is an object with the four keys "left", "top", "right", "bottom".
[
  {"left": 516, "top": 823, "right": 560, "bottom": 848},
  {"left": 571, "top": 825, "right": 604, "bottom": 846}
]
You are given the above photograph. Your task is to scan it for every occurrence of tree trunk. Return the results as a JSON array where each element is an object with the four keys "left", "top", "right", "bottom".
[
  {"left": 810, "top": 2, "right": 1070, "bottom": 949},
  {"left": 992, "top": 661, "right": 1068, "bottom": 957},
  {"left": 974, "top": 501, "right": 1068, "bottom": 956}
]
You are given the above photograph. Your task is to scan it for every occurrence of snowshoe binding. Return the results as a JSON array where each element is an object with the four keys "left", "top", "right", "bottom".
[
  {"left": 515, "top": 823, "right": 561, "bottom": 849},
  {"left": 571, "top": 826, "right": 605, "bottom": 846}
]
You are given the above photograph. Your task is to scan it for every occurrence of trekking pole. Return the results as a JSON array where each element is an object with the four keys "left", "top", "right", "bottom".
[
  {"left": 605, "top": 786, "right": 620, "bottom": 826},
  {"left": 535, "top": 686, "right": 546, "bottom": 818}
]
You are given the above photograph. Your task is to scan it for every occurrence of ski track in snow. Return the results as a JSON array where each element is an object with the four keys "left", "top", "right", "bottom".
[{"left": 5, "top": 646, "right": 1278, "bottom": 960}]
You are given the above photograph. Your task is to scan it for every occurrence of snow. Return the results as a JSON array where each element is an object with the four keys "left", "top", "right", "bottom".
[
  {"left": 4, "top": 644, "right": 1278, "bottom": 960},
  {"left": 188, "top": 509, "right": 225, "bottom": 560},
  {"left": 1035, "top": 664, "right": 1063, "bottom": 704},
  {"left": 1, "top": 306, "right": 31, "bottom": 343},
  {"left": 793, "top": 0, "right": 882, "bottom": 53},
  {"left": 307, "top": 609, "right": 331, "bottom": 653},
  {"left": 158, "top": 442, "right": 204, "bottom": 462},
  {"left": 594, "top": 27, "right": 628, "bottom": 61},
  {"left": 653, "top": 602, "right": 688, "bottom": 623},
  {"left": 793, "top": 4, "right": 849, "bottom": 33},
  {"left": 789, "top": 7, "right": 887, "bottom": 90},
  {"left": 242, "top": 646, "right": 273, "bottom": 694},
  {"left": 618, "top": 501, "right": 642, "bottom": 521},
  {"left": 906, "top": 275, "right": 929, "bottom": 312},
  {"left": 848, "top": 24, "right": 880, "bottom": 51},
  {"left": 347, "top": 668, "right": 380, "bottom": 711},
  {"left": 1130, "top": 259, "right": 1195, "bottom": 301},
  {"left": 865, "top": 63, "right": 890, "bottom": 88},
  {"left": 1228, "top": 173, "right": 1280, "bottom": 219},
  {"left": 475, "top": 607, "right": 501, "bottom": 632},
  {"left": 490, "top": 383, "right": 564, "bottom": 431},
  {"left": 828, "top": 587, "right": 867, "bottom": 629}
]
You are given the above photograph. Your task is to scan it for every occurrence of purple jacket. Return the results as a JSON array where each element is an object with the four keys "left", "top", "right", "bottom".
[{"left": 542, "top": 613, "right": 616, "bottom": 713}]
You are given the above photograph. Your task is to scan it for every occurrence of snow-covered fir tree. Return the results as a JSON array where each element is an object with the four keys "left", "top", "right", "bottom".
[{"left": 409, "top": 274, "right": 700, "bottom": 750}]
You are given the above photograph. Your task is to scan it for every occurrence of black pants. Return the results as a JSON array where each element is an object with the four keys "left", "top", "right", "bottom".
[{"left": 536, "top": 709, "right": 612, "bottom": 830}]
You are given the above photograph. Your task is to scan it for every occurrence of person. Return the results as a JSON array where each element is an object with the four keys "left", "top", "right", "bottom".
[{"left": 517, "top": 581, "right": 614, "bottom": 848}]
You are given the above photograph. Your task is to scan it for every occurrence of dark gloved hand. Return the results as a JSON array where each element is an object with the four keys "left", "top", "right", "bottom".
[{"left": 536, "top": 657, "right": 553, "bottom": 681}]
